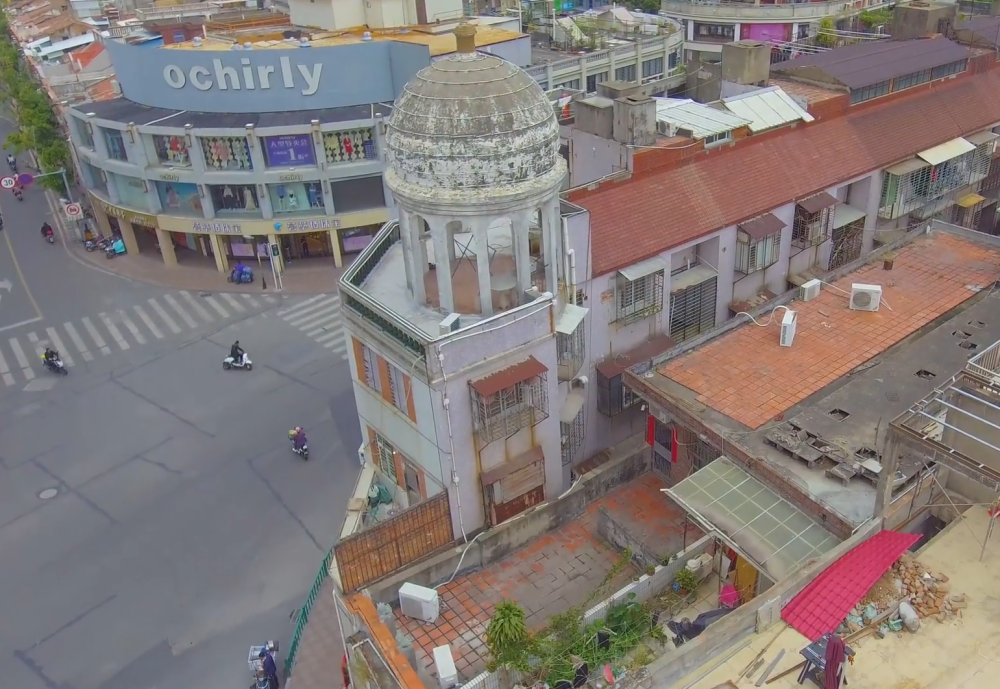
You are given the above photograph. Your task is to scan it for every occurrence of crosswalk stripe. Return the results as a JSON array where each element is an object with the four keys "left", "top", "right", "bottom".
[
  {"left": 81, "top": 317, "right": 112, "bottom": 356},
  {"left": 0, "top": 347, "right": 13, "bottom": 386},
  {"left": 323, "top": 339, "right": 346, "bottom": 350},
  {"left": 148, "top": 298, "right": 182, "bottom": 334},
  {"left": 203, "top": 295, "right": 230, "bottom": 319},
  {"left": 242, "top": 294, "right": 261, "bottom": 308},
  {"left": 278, "top": 294, "right": 326, "bottom": 315},
  {"left": 220, "top": 293, "right": 246, "bottom": 312},
  {"left": 99, "top": 313, "right": 130, "bottom": 351},
  {"left": 132, "top": 305, "right": 163, "bottom": 339},
  {"left": 118, "top": 311, "right": 147, "bottom": 345},
  {"left": 27, "top": 331, "right": 42, "bottom": 357},
  {"left": 45, "top": 328, "right": 74, "bottom": 366},
  {"left": 9, "top": 338, "right": 34, "bottom": 380},
  {"left": 163, "top": 294, "right": 198, "bottom": 329},
  {"left": 63, "top": 323, "right": 94, "bottom": 362},
  {"left": 178, "top": 291, "right": 214, "bottom": 323},
  {"left": 313, "top": 330, "right": 341, "bottom": 343},
  {"left": 284, "top": 297, "right": 340, "bottom": 325},
  {"left": 289, "top": 306, "right": 340, "bottom": 330}
]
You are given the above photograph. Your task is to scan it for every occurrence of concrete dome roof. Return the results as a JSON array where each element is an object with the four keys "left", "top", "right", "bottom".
[{"left": 385, "top": 24, "right": 565, "bottom": 206}]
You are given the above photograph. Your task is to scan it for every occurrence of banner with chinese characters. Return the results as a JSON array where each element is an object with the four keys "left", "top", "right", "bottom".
[{"left": 264, "top": 135, "right": 317, "bottom": 167}]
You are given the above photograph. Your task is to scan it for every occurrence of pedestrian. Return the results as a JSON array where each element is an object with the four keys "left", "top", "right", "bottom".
[{"left": 258, "top": 648, "right": 280, "bottom": 689}]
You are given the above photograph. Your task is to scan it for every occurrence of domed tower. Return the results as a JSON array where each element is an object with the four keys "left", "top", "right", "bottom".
[{"left": 385, "top": 23, "right": 568, "bottom": 319}]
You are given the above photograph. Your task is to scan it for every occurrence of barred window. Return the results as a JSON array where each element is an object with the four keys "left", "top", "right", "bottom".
[
  {"left": 374, "top": 432, "right": 397, "bottom": 482},
  {"left": 361, "top": 344, "right": 381, "bottom": 393},
  {"left": 736, "top": 230, "right": 780, "bottom": 274},
  {"left": 615, "top": 270, "right": 664, "bottom": 325},
  {"left": 387, "top": 364, "right": 407, "bottom": 413}
]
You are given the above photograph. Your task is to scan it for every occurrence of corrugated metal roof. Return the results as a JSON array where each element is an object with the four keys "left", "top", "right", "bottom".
[
  {"left": 722, "top": 86, "right": 814, "bottom": 134},
  {"left": 36, "top": 33, "right": 94, "bottom": 57},
  {"left": 654, "top": 98, "right": 750, "bottom": 139},
  {"left": 770, "top": 36, "right": 973, "bottom": 90}
]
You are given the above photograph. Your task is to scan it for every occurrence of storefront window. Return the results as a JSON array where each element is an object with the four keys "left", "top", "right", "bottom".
[
  {"left": 109, "top": 172, "right": 150, "bottom": 210},
  {"left": 156, "top": 181, "right": 203, "bottom": 216},
  {"left": 323, "top": 128, "right": 377, "bottom": 165},
  {"left": 103, "top": 127, "right": 128, "bottom": 161},
  {"left": 226, "top": 235, "right": 268, "bottom": 259},
  {"left": 340, "top": 225, "right": 381, "bottom": 256},
  {"left": 76, "top": 119, "right": 95, "bottom": 149},
  {"left": 82, "top": 160, "right": 107, "bottom": 195},
  {"left": 283, "top": 232, "right": 334, "bottom": 260},
  {"left": 330, "top": 175, "right": 385, "bottom": 213},
  {"left": 268, "top": 182, "right": 324, "bottom": 213},
  {"left": 153, "top": 134, "right": 191, "bottom": 166},
  {"left": 200, "top": 136, "right": 253, "bottom": 170},
  {"left": 263, "top": 135, "right": 317, "bottom": 168},
  {"left": 209, "top": 184, "right": 260, "bottom": 216}
]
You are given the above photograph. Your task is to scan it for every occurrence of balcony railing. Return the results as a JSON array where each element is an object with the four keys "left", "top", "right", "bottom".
[
  {"left": 523, "top": 35, "right": 683, "bottom": 86},
  {"left": 967, "top": 339, "right": 1000, "bottom": 382},
  {"left": 878, "top": 146, "right": 990, "bottom": 220},
  {"left": 339, "top": 220, "right": 429, "bottom": 358},
  {"left": 661, "top": 0, "right": 889, "bottom": 20}
]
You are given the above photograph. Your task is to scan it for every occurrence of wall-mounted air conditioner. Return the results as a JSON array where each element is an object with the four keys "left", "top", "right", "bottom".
[
  {"left": 780, "top": 309, "right": 797, "bottom": 347},
  {"left": 849, "top": 283, "right": 882, "bottom": 312},
  {"left": 439, "top": 313, "right": 460, "bottom": 336}
]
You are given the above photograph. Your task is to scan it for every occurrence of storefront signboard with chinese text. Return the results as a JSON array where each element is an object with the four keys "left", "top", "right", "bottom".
[
  {"left": 94, "top": 195, "right": 159, "bottom": 228},
  {"left": 264, "top": 135, "right": 316, "bottom": 167}
]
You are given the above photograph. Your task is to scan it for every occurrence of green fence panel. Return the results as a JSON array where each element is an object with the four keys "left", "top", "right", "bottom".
[{"left": 285, "top": 549, "right": 334, "bottom": 677}]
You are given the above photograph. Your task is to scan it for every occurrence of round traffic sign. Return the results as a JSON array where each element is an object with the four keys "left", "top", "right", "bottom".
[
  {"left": 65, "top": 202, "right": 82, "bottom": 218},
  {"left": 16, "top": 173, "right": 34, "bottom": 186},
  {"left": 0, "top": 176, "right": 14, "bottom": 189}
]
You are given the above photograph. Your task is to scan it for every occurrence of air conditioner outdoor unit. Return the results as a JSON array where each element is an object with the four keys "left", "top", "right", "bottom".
[
  {"left": 439, "top": 313, "right": 461, "bottom": 336},
  {"left": 398, "top": 582, "right": 440, "bottom": 623},
  {"left": 849, "top": 283, "right": 882, "bottom": 312},
  {"left": 780, "top": 309, "right": 797, "bottom": 347},
  {"left": 433, "top": 645, "right": 458, "bottom": 689},
  {"left": 800, "top": 278, "right": 821, "bottom": 302}
]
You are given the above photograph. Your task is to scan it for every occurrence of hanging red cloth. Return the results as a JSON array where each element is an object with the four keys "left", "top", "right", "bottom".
[{"left": 824, "top": 634, "right": 846, "bottom": 689}]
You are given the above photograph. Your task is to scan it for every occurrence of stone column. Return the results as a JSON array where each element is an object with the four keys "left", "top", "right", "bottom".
[
  {"left": 399, "top": 211, "right": 415, "bottom": 293},
  {"left": 208, "top": 234, "right": 229, "bottom": 274},
  {"left": 542, "top": 200, "right": 561, "bottom": 293},
  {"left": 156, "top": 228, "right": 177, "bottom": 268},
  {"left": 430, "top": 218, "right": 455, "bottom": 313},
  {"left": 267, "top": 234, "right": 285, "bottom": 272},
  {"left": 410, "top": 213, "right": 427, "bottom": 304},
  {"left": 473, "top": 221, "right": 493, "bottom": 318},
  {"left": 513, "top": 213, "right": 532, "bottom": 293},
  {"left": 118, "top": 219, "right": 139, "bottom": 256},
  {"left": 329, "top": 229, "right": 343, "bottom": 269},
  {"left": 873, "top": 435, "right": 900, "bottom": 518}
]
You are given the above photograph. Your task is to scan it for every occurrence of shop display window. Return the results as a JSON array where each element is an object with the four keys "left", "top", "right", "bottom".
[
  {"left": 340, "top": 225, "right": 381, "bottom": 255},
  {"left": 323, "top": 128, "right": 377, "bottom": 165},
  {"left": 329, "top": 175, "right": 385, "bottom": 213},
  {"left": 153, "top": 134, "right": 191, "bottom": 166},
  {"left": 156, "top": 181, "right": 203, "bottom": 216},
  {"left": 209, "top": 184, "right": 260, "bottom": 216},
  {"left": 200, "top": 136, "right": 253, "bottom": 170},
  {"left": 268, "top": 182, "right": 324, "bottom": 213}
]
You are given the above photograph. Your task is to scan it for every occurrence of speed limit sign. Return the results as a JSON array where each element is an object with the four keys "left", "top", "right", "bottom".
[
  {"left": 0, "top": 176, "right": 15, "bottom": 189},
  {"left": 64, "top": 202, "right": 83, "bottom": 219}
]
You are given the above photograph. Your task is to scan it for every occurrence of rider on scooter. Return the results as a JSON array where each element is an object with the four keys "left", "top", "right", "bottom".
[
  {"left": 41, "top": 222, "right": 53, "bottom": 239},
  {"left": 43, "top": 348, "right": 59, "bottom": 366},
  {"left": 6, "top": 154, "right": 16, "bottom": 170},
  {"left": 292, "top": 427, "right": 307, "bottom": 453},
  {"left": 230, "top": 340, "right": 244, "bottom": 366}
]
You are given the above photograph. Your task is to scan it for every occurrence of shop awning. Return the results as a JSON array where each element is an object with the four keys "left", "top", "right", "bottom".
[
  {"left": 663, "top": 457, "right": 840, "bottom": 582},
  {"left": 957, "top": 193, "right": 986, "bottom": 208},
  {"left": 918, "top": 137, "right": 976, "bottom": 166},
  {"left": 555, "top": 303, "right": 588, "bottom": 334}
]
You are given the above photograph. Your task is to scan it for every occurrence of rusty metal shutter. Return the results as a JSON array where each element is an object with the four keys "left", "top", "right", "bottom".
[{"left": 500, "top": 460, "right": 544, "bottom": 501}]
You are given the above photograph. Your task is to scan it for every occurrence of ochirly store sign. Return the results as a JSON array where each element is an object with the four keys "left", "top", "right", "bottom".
[{"left": 163, "top": 57, "right": 323, "bottom": 96}]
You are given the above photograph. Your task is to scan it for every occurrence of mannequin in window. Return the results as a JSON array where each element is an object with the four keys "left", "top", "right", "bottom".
[
  {"left": 243, "top": 187, "right": 257, "bottom": 212},
  {"left": 223, "top": 185, "right": 235, "bottom": 210},
  {"left": 276, "top": 184, "right": 286, "bottom": 211},
  {"left": 287, "top": 191, "right": 298, "bottom": 211}
]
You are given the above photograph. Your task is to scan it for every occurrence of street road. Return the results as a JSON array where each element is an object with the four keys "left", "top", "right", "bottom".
[{"left": 0, "top": 128, "right": 361, "bottom": 689}]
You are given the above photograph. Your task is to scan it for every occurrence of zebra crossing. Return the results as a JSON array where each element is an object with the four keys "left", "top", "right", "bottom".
[
  {"left": 0, "top": 291, "right": 279, "bottom": 388},
  {"left": 278, "top": 293, "right": 348, "bottom": 360}
]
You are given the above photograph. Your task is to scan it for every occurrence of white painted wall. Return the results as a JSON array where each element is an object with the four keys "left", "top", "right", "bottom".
[{"left": 478, "top": 36, "right": 532, "bottom": 69}]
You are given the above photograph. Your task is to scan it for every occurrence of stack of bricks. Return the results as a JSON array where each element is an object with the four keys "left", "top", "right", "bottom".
[{"left": 891, "top": 554, "right": 968, "bottom": 622}]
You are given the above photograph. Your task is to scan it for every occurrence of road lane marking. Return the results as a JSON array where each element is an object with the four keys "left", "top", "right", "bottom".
[
  {"left": 9, "top": 338, "right": 34, "bottom": 380},
  {"left": 63, "top": 323, "right": 93, "bottom": 361},
  {"left": 148, "top": 298, "right": 182, "bottom": 334},
  {"left": 118, "top": 311, "right": 147, "bottom": 345},
  {"left": 45, "top": 328, "right": 74, "bottom": 366},
  {"left": 132, "top": 305, "right": 163, "bottom": 339},
  {"left": 178, "top": 291, "right": 213, "bottom": 323},
  {"left": 0, "top": 316, "right": 43, "bottom": 334},
  {"left": 81, "top": 317, "right": 112, "bottom": 356},
  {"left": 0, "top": 347, "right": 13, "bottom": 386},
  {"left": 202, "top": 295, "right": 230, "bottom": 319},
  {"left": 163, "top": 294, "right": 198, "bottom": 329},
  {"left": 99, "top": 313, "right": 129, "bottom": 350},
  {"left": 220, "top": 293, "right": 245, "bottom": 313}
]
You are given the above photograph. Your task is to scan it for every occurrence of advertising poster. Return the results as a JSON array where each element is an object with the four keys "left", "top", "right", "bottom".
[
  {"left": 157, "top": 181, "right": 204, "bottom": 216},
  {"left": 264, "top": 135, "right": 317, "bottom": 167}
]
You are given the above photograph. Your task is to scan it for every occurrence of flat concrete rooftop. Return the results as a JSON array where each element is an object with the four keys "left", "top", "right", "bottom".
[
  {"left": 677, "top": 506, "right": 1000, "bottom": 689},
  {"left": 635, "top": 231, "right": 1000, "bottom": 526}
]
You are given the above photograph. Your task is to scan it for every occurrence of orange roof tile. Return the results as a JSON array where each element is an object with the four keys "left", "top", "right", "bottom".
[
  {"left": 574, "top": 69, "right": 1000, "bottom": 277},
  {"left": 70, "top": 41, "right": 104, "bottom": 69},
  {"left": 87, "top": 78, "right": 118, "bottom": 102},
  {"left": 658, "top": 233, "right": 1000, "bottom": 430}
]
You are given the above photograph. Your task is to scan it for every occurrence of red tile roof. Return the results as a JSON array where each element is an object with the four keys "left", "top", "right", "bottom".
[
  {"left": 70, "top": 41, "right": 105, "bottom": 70},
  {"left": 782, "top": 530, "right": 920, "bottom": 641},
  {"left": 574, "top": 69, "right": 1000, "bottom": 277}
]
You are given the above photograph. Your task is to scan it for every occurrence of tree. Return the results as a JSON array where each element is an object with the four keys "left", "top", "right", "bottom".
[
  {"left": 485, "top": 601, "right": 534, "bottom": 689},
  {"left": 815, "top": 17, "right": 837, "bottom": 48}
]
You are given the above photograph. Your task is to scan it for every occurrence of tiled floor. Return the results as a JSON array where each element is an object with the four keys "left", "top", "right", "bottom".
[
  {"left": 396, "top": 474, "right": 702, "bottom": 682},
  {"left": 288, "top": 577, "right": 343, "bottom": 689},
  {"left": 658, "top": 233, "right": 1000, "bottom": 429}
]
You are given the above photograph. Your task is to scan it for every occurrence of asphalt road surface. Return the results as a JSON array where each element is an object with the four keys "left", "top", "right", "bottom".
[{"left": 0, "top": 130, "right": 361, "bottom": 689}]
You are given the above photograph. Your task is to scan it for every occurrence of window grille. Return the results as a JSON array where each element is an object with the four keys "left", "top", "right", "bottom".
[
  {"left": 596, "top": 369, "right": 639, "bottom": 417},
  {"left": 615, "top": 270, "right": 664, "bottom": 325},
  {"left": 387, "top": 364, "right": 407, "bottom": 413},
  {"left": 792, "top": 205, "right": 833, "bottom": 247},
  {"left": 971, "top": 142, "right": 994, "bottom": 181},
  {"left": 735, "top": 230, "right": 780, "bottom": 274},
  {"left": 470, "top": 374, "right": 549, "bottom": 445},
  {"left": 557, "top": 317, "right": 586, "bottom": 381},
  {"left": 361, "top": 344, "right": 381, "bottom": 393},
  {"left": 560, "top": 404, "right": 585, "bottom": 466},
  {"left": 879, "top": 152, "right": 977, "bottom": 219},
  {"left": 374, "top": 432, "right": 397, "bottom": 482},
  {"left": 829, "top": 218, "right": 865, "bottom": 271},
  {"left": 669, "top": 276, "right": 718, "bottom": 343}
]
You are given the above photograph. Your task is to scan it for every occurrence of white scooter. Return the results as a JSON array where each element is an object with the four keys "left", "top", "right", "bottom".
[{"left": 223, "top": 352, "right": 253, "bottom": 371}]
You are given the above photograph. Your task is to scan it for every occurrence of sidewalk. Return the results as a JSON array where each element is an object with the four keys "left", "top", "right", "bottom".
[{"left": 287, "top": 577, "right": 343, "bottom": 689}]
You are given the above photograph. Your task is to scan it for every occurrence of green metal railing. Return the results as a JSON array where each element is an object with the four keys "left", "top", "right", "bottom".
[{"left": 284, "top": 548, "right": 335, "bottom": 677}]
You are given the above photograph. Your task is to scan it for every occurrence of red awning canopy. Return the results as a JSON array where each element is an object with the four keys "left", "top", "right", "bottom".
[{"left": 782, "top": 530, "right": 920, "bottom": 641}]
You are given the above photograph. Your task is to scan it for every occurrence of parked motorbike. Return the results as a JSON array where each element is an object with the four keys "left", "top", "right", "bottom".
[
  {"left": 41, "top": 355, "right": 68, "bottom": 376},
  {"left": 288, "top": 430, "right": 309, "bottom": 461},
  {"left": 223, "top": 352, "right": 252, "bottom": 371},
  {"left": 105, "top": 238, "right": 126, "bottom": 259},
  {"left": 85, "top": 234, "right": 106, "bottom": 251}
]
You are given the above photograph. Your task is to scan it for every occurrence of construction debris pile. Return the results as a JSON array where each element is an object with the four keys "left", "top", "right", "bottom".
[{"left": 839, "top": 553, "right": 968, "bottom": 636}]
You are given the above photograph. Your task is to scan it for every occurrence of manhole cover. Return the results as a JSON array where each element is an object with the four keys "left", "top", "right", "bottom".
[{"left": 38, "top": 488, "right": 58, "bottom": 500}]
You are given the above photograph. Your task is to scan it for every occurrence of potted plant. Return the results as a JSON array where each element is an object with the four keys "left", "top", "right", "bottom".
[
  {"left": 486, "top": 601, "right": 533, "bottom": 689},
  {"left": 673, "top": 568, "right": 699, "bottom": 600}
]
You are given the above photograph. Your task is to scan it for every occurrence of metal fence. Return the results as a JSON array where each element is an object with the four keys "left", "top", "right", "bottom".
[{"left": 284, "top": 548, "right": 334, "bottom": 676}]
